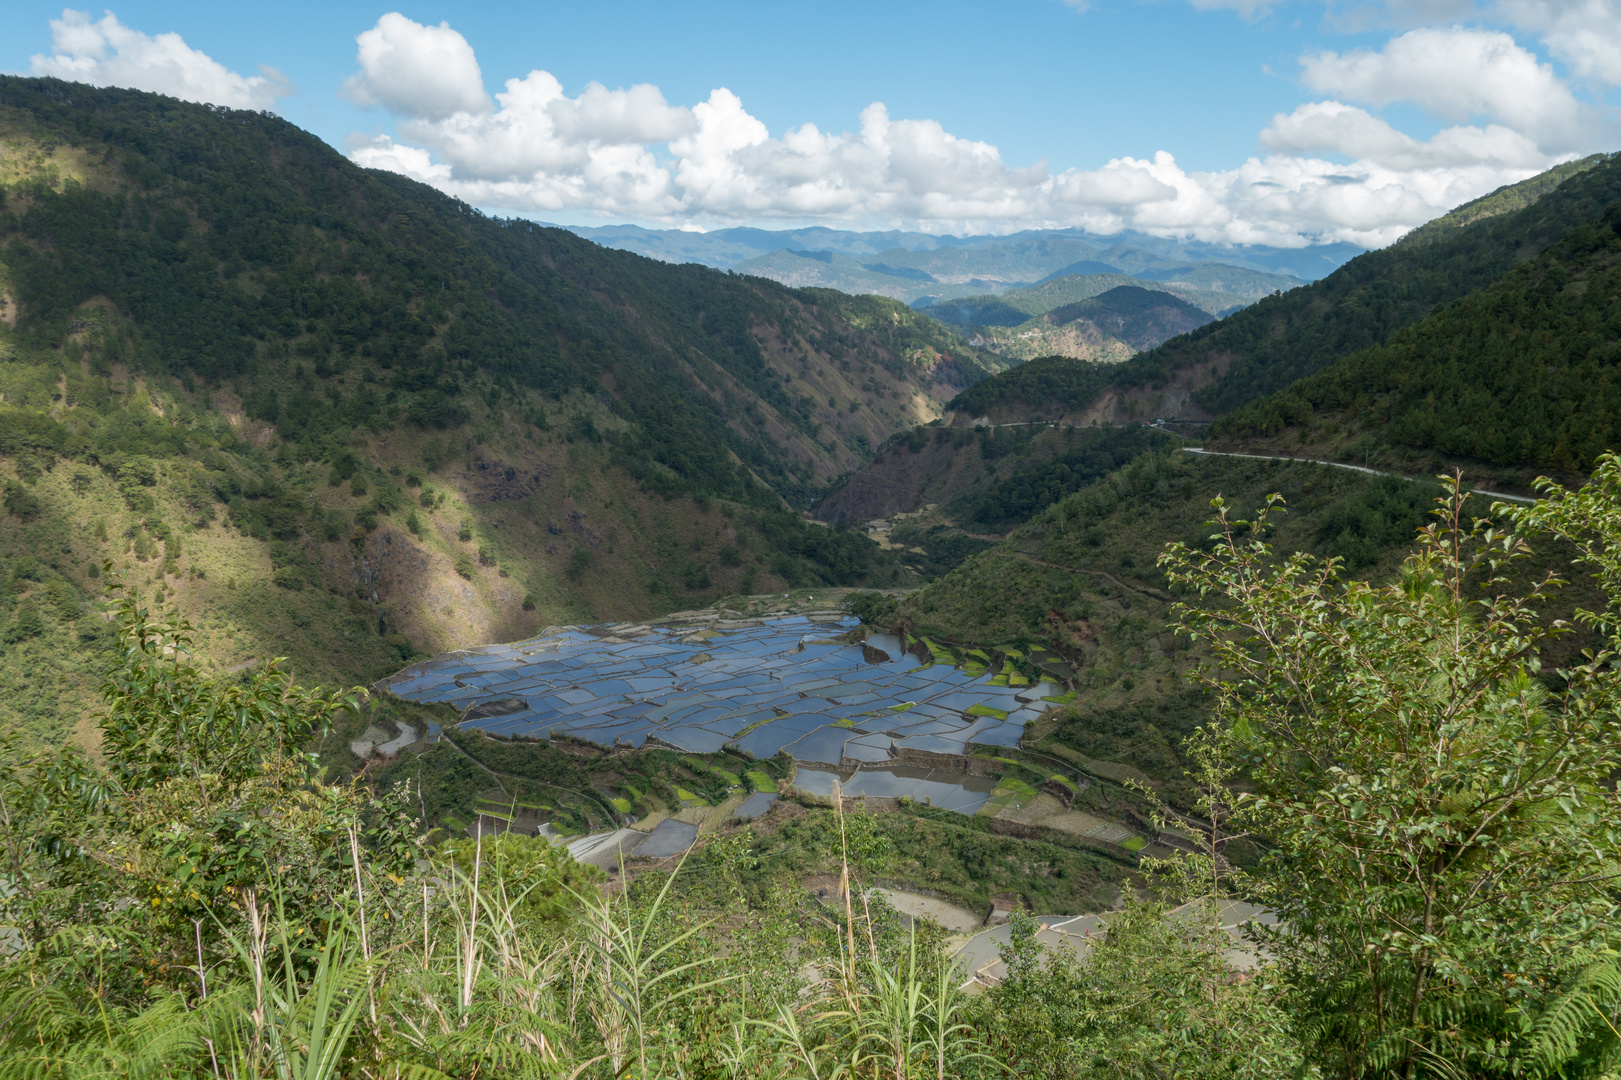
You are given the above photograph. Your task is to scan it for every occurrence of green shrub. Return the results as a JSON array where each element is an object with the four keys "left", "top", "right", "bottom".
[
  {"left": 271, "top": 566, "right": 305, "bottom": 591},
  {"left": 383, "top": 632, "right": 415, "bottom": 662},
  {"left": 3, "top": 482, "right": 41, "bottom": 519},
  {"left": 846, "top": 590, "right": 899, "bottom": 626},
  {"left": 4, "top": 599, "right": 44, "bottom": 642},
  {"left": 45, "top": 579, "right": 81, "bottom": 620}
]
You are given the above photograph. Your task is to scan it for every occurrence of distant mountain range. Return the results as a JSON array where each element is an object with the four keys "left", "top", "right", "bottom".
[{"left": 563, "top": 222, "right": 1363, "bottom": 306}]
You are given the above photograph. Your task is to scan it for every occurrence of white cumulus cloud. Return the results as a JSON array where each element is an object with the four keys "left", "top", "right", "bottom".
[
  {"left": 1493, "top": 0, "right": 1621, "bottom": 83},
  {"left": 1300, "top": 26, "right": 1589, "bottom": 143},
  {"left": 341, "top": 12, "right": 490, "bottom": 120},
  {"left": 1261, "top": 100, "right": 1547, "bottom": 170},
  {"left": 1201, "top": 0, "right": 1621, "bottom": 81},
  {"left": 30, "top": 9, "right": 290, "bottom": 111}
]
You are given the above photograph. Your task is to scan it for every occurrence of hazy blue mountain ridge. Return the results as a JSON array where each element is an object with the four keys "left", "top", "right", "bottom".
[{"left": 564, "top": 221, "right": 1362, "bottom": 307}]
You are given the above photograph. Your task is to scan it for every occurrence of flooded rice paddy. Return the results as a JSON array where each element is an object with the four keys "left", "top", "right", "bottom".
[{"left": 382, "top": 614, "right": 1063, "bottom": 813}]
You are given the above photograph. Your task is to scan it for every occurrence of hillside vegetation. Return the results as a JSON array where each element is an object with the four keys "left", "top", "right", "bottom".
[
  {"left": 1213, "top": 199, "right": 1621, "bottom": 484},
  {"left": 929, "top": 155, "right": 1616, "bottom": 428},
  {"left": 943, "top": 355, "right": 1113, "bottom": 423},
  {"left": 1133, "top": 153, "right": 1618, "bottom": 416},
  {"left": 952, "top": 286, "right": 1215, "bottom": 364},
  {"left": 815, "top": 421, "right": 1178, "bottom": 528},
  {"left": 873, "top": 451, "right": 1443, "bottom": 795},
  {"left": 853, "top": 449, "right": 1595, "bottom": 816},
  {"left": 0, "top": 77, "right": 997, "bottom": 745}
]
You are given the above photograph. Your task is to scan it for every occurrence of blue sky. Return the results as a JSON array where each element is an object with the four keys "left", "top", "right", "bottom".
[{"left": 3, "top": 1, "right": 1617, "bottom": 245}]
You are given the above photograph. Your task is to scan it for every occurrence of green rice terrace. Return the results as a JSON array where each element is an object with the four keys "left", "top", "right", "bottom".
[{"left": 372, "top": 602, "right": 1155, "bottom": 868}]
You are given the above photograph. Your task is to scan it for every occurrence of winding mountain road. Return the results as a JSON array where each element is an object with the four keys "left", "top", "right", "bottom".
[{"left": 1180, "top": 448, "right": 1535, "bottom": 504}]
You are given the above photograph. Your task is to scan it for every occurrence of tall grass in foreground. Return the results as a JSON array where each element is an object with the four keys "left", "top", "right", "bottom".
[{"left": 0, "top": 791, "right": 993, "bottom": 1079}]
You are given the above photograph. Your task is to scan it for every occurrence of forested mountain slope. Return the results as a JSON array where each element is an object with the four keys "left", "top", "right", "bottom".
[
  {"left": 1212, "top": 198, "right": 1621, "bottom": 487},
  {"left": 931, "top": 155, "right": 1616, "bottom": 428},
  {"left": 0, "top": 77, "right": 990, "bottom": 747},
  {"left": 0, "top": 78, "right": 992, "bottom": 501},
  {"left": 814, "top": 420, "right": 1177, "bottom": 530},
  {"left": 1126, "top": 153, "right": 1618, "bottom": 418},
  {"left": 817, "top": 152, "right": 1621, "bottom": 582}
]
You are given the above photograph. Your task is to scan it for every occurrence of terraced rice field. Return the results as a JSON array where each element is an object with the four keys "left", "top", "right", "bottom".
[{"left": 382, "top": 615, "right": 1066, "bottom": 813}]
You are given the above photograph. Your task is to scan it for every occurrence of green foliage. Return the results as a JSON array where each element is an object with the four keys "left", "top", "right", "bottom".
[
  {"left": 960, "top": 425, "right": 1182, "bottom": 530},
  {"left": 948, "top": 354, "right": 1111, "bottom": 421},
  {"left": 0, "top": 593, "right": 420, "bottom": 1028},
  {"left": 271, "top": 565, "right": 305, "bottom": 590},
  {"left": 890, "top": 519, "right": 998, "bottom": 578},
  {"left": 1129, "top": 152, "right": 1621, "bottom": 415},
  {"left": 1312, "top": 474, "right": 1440, "bottom": 570},
  {"left": 436, "top": 831, "right": 603, "bottom": 924},
  {"left": 746, "top": 802, "right": 1130, "bottom": 914},
  {"left": 43, "top": 578, "right": 81, "bottom": 620},
  {"left": 1160, "top": 477, "right": 1621, "bottom": 1076},
  {"left": 845, "top": 590, "right": 900, "bottom": 626},
  {"left": 2, "top": 480, "right": 39, "bottom": 519},
  {"left": 96, "top": 574, "right": 359, "bottom": 790},
  {"left": 969, "top": 900, "right": 1304, "bottom": 1079},
  {"left": 1219, "top": 203, "right": 1621, "bottom": 474},
  {"left": 747, "top": 509, "right": 904, "bottom": 589},
  {"left": 3, "top": 598, "right": 43, "bottom": 642}
]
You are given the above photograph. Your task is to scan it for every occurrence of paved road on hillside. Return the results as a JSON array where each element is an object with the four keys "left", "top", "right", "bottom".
[{"left": 1180, "top": 448, "right": 1535, "bottom": 504}]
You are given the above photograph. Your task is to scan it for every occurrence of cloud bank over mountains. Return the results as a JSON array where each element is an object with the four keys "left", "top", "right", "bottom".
[
  {"left": 23, "top": 5, "right": 1621, "bottom": 248},
  {"left": 338, "top": 11, "right": 1612, "bottom": 247}
]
